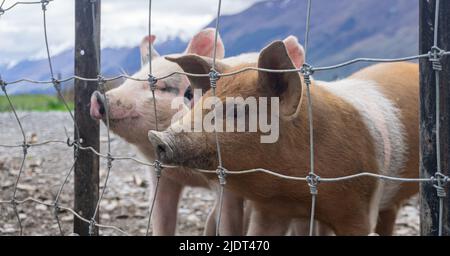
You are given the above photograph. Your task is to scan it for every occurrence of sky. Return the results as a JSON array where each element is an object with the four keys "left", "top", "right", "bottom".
[{"left": 0, "top": 0, "right": 264, "bottom": 67}]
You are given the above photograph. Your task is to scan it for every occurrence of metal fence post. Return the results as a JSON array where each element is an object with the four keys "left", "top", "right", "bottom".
[
  {"left": 419, "top": 0, "right": 450, "bottom": 236},
  {"left": 74, "top": 0, "right": 101, "bottom": 236}
]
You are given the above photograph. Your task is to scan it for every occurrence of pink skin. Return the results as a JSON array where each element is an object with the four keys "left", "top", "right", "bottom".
[{"left": 90, "top": 94, "right": 102, "bottom": 120}]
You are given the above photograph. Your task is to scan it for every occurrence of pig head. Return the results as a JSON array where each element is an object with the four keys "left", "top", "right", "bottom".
[
  {"left": 90, "top": 28, "right": 225, "bottom": 156},
  {"left": 148, "top": 41, "right": 304, "bottom": 171}
]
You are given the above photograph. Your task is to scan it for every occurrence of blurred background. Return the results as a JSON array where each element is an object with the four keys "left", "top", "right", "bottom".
[{"left": 0, "top": 0, "right": 418, "bottom": 105}]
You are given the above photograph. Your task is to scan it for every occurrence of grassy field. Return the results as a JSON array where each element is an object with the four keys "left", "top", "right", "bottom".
[{"left": 0, "top": 94, "right": 74, "bottom": 112}]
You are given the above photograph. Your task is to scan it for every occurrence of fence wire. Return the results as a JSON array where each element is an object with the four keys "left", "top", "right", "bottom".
[{"left": 0, "top": 0, "right": 449, "bottom": 236}]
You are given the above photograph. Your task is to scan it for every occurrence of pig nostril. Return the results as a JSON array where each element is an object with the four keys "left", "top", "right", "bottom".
[
  {"left": 149, "top": 131, "right": 174, "bottom": 161},
  {"left": 95, "top": 91, "right": 106, "bottom": 116},
  {"left": 98, "top": 103, "right": 105, "bottom": 116}
]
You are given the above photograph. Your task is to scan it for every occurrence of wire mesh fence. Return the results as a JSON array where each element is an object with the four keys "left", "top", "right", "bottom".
[{"left": 0, "top": 0, "right": 449, "bottom": 236}]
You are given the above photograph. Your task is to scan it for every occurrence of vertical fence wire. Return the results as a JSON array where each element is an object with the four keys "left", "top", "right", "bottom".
[
  {"left": 300, "top": 0, "right": 318, "bottom": 237},
  {"left": 430, "top": 0, "right": 446, "bottom": 237},
  {"left": 145, "top": 0, "right": 164, "bottom": 236},
  {"left": 208, "top": 0, "right": 227, "bottom": 237}
]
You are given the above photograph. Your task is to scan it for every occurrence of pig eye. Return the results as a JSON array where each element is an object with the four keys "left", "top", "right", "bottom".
[{"left": 184, "top": 85, "right": 193, "bottom": 101}]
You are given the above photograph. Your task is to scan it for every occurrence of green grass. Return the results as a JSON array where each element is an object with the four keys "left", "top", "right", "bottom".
[{"left": 0, "top": 94, "right": 74, "bottom": 112}]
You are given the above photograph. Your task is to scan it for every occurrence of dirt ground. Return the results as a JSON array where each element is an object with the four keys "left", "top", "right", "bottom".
[{"left": 0, "top": 112, "right": 420, "bottom": 236}]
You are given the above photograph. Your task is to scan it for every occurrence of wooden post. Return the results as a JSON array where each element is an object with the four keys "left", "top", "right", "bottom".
[
  {"left": 74, "top": 0, "right": 101, "bottom": 236},
  {"left": 419, "top": 0, "right": 450, "bottom": 236}
]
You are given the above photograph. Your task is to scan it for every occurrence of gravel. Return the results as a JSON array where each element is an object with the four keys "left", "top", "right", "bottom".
[{"left": 0, "top": 112, "right": 419, "bottom": 236}]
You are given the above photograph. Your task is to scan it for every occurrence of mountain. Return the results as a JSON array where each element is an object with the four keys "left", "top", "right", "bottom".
[
  {"left": 0, "top": 0, "right": 418, "bottom": 94},
  {"left": 0, "top": 47, "right": 141, "bottom": 95},
  {"left": 208, "top": 0, "right": 418, "bottom": 80}
]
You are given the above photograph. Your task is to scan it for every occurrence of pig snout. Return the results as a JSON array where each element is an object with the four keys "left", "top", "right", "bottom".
[
  {"left": 148, "top": 130, "right": 175, "bottom": 164},
  {"left": 90, "top": 91, "right": 106, "bottom": 120}
]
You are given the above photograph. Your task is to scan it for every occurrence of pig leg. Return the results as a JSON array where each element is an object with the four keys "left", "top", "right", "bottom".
[
  {"left": 375, "top": 205, "right": 400, "bottom": 236},
  {"left": 204, "top": 189, "right": 244, "bottom": 236},
  {"left": 246, "top": 208, "right": 291, "bottom": 236},
  {"left": 220, "top": 191, "right": 244, "bottom": 235},
  {"left": 148, "top": 170, "right": 183, "bottom": 235}
]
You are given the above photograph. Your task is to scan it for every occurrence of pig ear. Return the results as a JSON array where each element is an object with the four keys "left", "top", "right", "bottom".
[
  {"left": 165, "top": 55, "right": 227, "bottom": 94},
  {"left": 140, "top": 35, "right": 160, "bottom": 67},
  {"left": 185, "top": 28, "right": 225, "bottom": 59},
  {"left": 283, "top": 35, "right": 305, "bottom": 69},
  {"left": 258, "top": 41, "right": 302, "bottom": 120}
]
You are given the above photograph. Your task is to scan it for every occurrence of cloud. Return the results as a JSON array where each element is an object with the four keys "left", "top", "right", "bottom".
[{"left": 0, "top": 0, "right": 264, "bottom": 66}]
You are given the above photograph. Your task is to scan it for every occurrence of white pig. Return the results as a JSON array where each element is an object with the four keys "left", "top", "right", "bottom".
[{"left": 90, "top": 28, "right": 240, "bottom": 235}]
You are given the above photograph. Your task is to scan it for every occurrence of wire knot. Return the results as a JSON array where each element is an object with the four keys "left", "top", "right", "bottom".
[
  {"left": 73, "top": 141, "right": 81, "bottom": 159},
  {"left": 216, "top": 166, "right": 227, "bottom": 185},
  {"left": 0, "top": 8, "right": 4, "bottom": 16},
  {"left": 53, "top": 203, "right": 60, "bottom": 216},
  {"left": 106, "top": 153, "right": 114, "bottom": 170},
  {"left": 209, "top": 69, "right": 220, "bottom": 89},
  {"left": 52, "top": 78, "right": 61, "bottom": 91},
  {"left": 11, "top": 199, "right": 18, "bottom": 212},
  {"left": 148, "top": 74, "right": 157, "bottom": 91},
  {"left": 22, "top": 143, "right": 30, "bottom": 155},
  {"left": 88, "top": 218, "right": 96, "bottom": 236},
  {"left": 300, "top": 63, "right": 314, "bottom": 85},
  {"left": 97, "top": 75, "right": 106, "bottom": 92},
  {"left": 429, "top": 46, "right": 445, "bottom": 71},
  {"left": 306, "top": 172, "right": 320, "bottom": 195},
  {"left": 41, "top": 0, "right": 50, "bottom": 11},
  {"left": 153, "top": 160, "right": 163, "bottom": 178},
  {"left": 434, "top": 184, "right": 446, "bottom": 198},
  {"left": 432, "top": 172, "right": 448, "bottom": 198}
]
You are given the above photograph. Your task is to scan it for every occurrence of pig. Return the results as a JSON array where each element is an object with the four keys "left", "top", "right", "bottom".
[
  {"left": 181, "top": 36, "right": 332, "bottom": 236},
  {"left": 90, "top": 28, "right": 240, "bottom": 235},
  {"left": 149, "top": 40, "right": 419, "bottom": 235}
]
